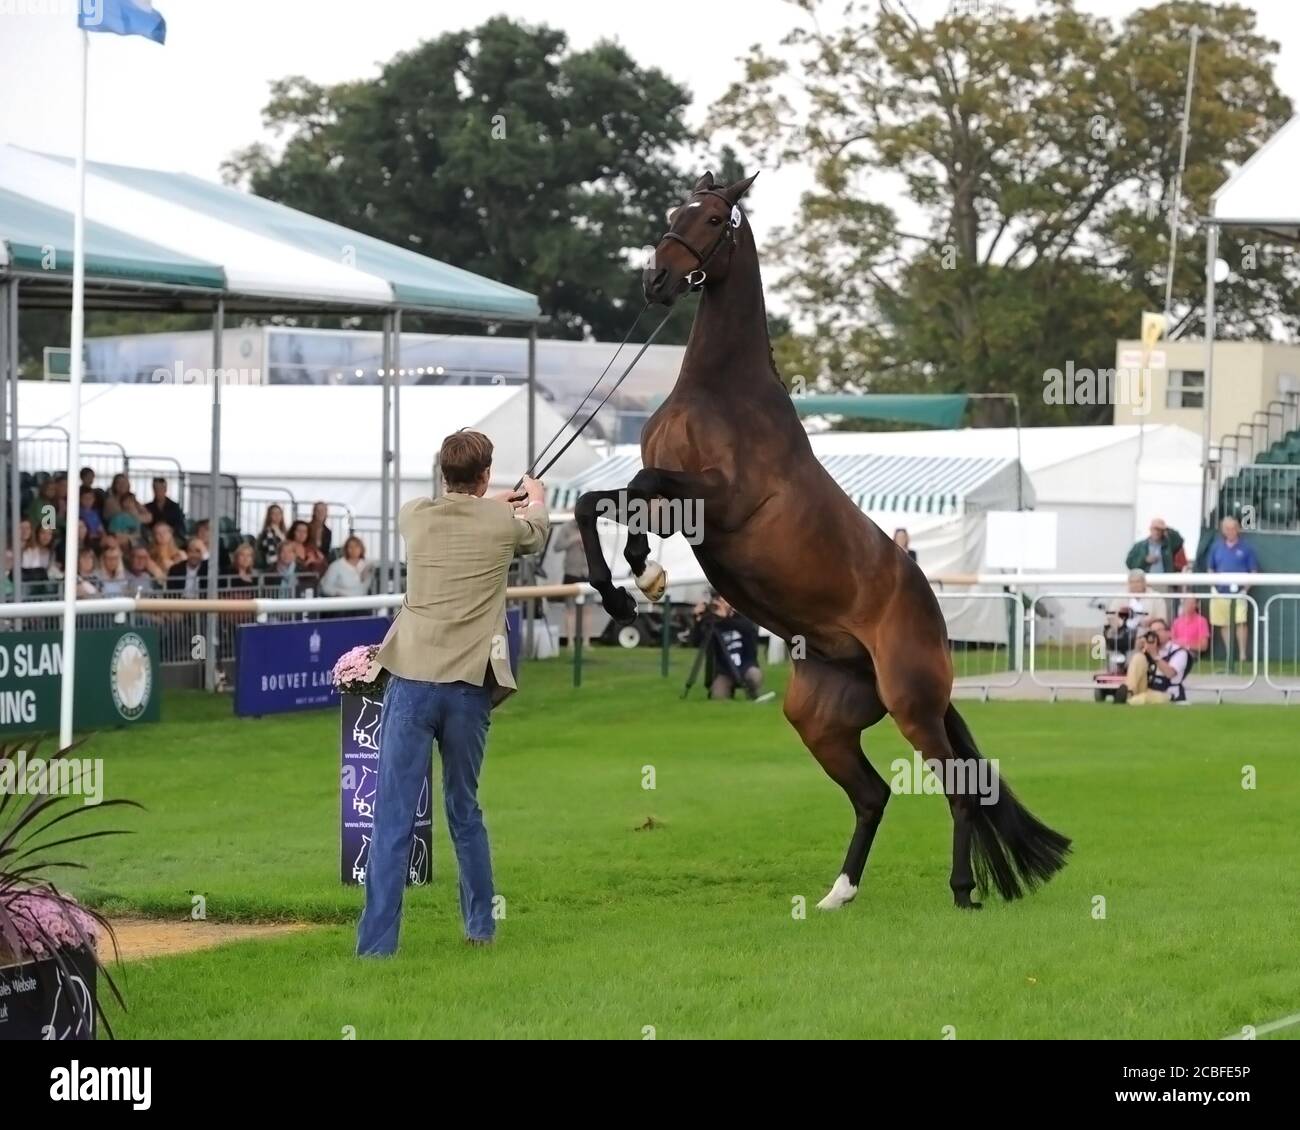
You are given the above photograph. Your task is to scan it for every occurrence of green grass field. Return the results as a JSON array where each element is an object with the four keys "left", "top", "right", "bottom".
[{"left": 61, "top": 652, "right": 1300, "bottom": 1039}]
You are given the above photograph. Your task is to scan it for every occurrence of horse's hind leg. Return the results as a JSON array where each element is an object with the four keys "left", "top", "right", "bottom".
[
  {"left": 876, "top": 675, "right": 982, "bottom": 909},
  {"left": 784, "top": 657, "right": 889, "bottom": 910}
]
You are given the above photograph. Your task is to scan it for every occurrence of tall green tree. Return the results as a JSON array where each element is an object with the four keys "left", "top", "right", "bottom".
[
  {"left": 717, "top": 0, "right": 1296, "bottom": 424},
  {"left": 223, "top": 17, "right": 705, "bottom": 341}
]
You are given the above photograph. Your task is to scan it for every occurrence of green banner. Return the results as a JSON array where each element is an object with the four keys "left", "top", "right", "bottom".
[
  {"left": 791, "top": 393, "right": 970, "bottom": 428},
  {"left": 0, "top": 627, "right": 161, "bottom": 736}
]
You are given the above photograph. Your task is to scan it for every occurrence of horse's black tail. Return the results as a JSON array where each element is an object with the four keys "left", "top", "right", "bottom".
[{"left": 943, "top": 704, "right": 1071, "bottom": 901}]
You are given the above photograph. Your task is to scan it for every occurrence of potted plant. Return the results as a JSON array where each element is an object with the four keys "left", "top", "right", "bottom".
[
  {"left": 332, "top": 646, "right": 431, "bottom": 887},
  {"left": 0, "top": 741, "right": 135, "bottom": 1040}
]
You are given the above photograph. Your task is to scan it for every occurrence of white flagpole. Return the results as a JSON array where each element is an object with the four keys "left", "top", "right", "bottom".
[{"left": 59, "top": 29, "right": 90, "bottom": 749}]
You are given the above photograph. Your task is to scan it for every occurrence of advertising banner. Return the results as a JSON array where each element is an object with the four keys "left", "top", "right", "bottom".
[
  {"left": 234, "top": 617, "right": 388, "bottom": 717},
  {"left": 0, "top": 627, "right": 160, "bottom": 736},
  {"left": 340, "top": 692, "right": 432, "bottom": 887}
]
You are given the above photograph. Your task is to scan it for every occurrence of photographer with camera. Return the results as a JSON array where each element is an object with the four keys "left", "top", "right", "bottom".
[
  {"left": 689, "top": 592, "right": 768, "bottom": 701},
  {"left": 1118, "top": 618, "right": 1190, "bottom": 705}
]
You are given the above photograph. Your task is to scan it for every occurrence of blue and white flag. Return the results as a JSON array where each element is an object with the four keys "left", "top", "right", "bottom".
[{"left": 78, "top": 0, "right": 167, "bottom": 45}]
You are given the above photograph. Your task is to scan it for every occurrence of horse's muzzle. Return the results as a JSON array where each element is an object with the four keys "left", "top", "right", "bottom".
[{"left": 642, "top": 267, "right": 679, "bottom": 306}]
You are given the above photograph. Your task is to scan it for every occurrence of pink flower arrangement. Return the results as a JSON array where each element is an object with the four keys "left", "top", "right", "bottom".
[
  {"left": 1, "top": 887, "right": 101, "bottom": 962},
  {"left": 332, "top": 644, "right": 387, "bottom": 696}
]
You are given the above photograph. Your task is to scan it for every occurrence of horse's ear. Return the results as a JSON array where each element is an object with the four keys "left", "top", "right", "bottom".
[
  {"left": 722, "top": 171, "right": 759, "bottom": 203},
  {"left": 694, "top": 171, "right": 715, "bottom": 192}
]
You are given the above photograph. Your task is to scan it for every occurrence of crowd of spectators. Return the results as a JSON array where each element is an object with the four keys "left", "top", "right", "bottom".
[{"left": 6, "top": 468, "right": 374, "bottom": 602}]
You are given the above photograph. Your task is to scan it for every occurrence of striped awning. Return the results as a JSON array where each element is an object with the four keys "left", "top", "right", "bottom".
[{"left": 549, "top": 451, "right": 1012, "bottom": 516}]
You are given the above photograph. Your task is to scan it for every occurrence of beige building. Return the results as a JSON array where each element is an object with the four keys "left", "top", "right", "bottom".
[{"left": 1112, "top": 340, "right": 1300, "bottom": 446}]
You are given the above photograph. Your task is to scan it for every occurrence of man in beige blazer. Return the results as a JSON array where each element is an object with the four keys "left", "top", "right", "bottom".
[{"left": 357, "top": 430, "right": 547, "bottom": 955}]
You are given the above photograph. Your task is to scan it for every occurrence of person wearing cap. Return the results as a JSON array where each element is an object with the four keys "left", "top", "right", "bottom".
[{"left": 1125, "top": 518, "right": 1186, "bottom": 574}]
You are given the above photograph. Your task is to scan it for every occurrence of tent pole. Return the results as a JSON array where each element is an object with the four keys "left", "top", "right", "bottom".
[
  {"left": 205, "top": 299, "right": 223, "bottom": 692},
  {"left": 527, "top": 323, "right": 537, "bottom": 473},
  {"left": 1202, "top": 223, "right": 1218, "bottom": 526},
  {"left": 379, "top": 314, "right": 392, "bottom": 597},
  {"left": 1011, "top": 393, "right": 1023, "bottom": 510},
  {"left": 392, "top": 309, "right": 402, "bottom": 596}
]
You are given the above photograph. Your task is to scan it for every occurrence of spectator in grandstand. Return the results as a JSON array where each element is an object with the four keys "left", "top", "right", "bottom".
[
  {"left": 1125, "top": 518, "right": 1186, "bottom": 574},
  {"left": 268, "top": 541, "right": 306, "bottom": 594},
  {"left": 101, "top": 473, "right": 132, "bottom": 524},
  {"left": 149, "top": 521, "right": 186, "bottom": 574},
  {"left": 20, "top": 522, "right": 56, "bottom": 583},
  {"left": 308, "top": 502, "right": 333, "bottom": 558},
  {"left": 1107, "top": 569, "right": 1167, "bottom": 632},
  {"left": 288, "top": 520, "right": 326, "bottom": 574},
  {"left": 107, "top": 491, "right": 151, "bottom": 541},
  {"left": 79, "top": 467, "right": 103, "bottom": 508},
  {"left": 126, "top": 545, "right": 160, "bottom": 594},
  {"left": 27, "top": 479, "right": 58, "bottom": 531},
  {"left": 320, "top": 536, "right": 372, "bottom": 598},
  {"left": 75, "top": 548, "right": 100, "bottom": 597},
  {"left": 167, "top": 538, "right": 210, "bottom": 597},
  {"left": 1207, "top": 516, "right": 1259, "bottom": 662},
  {"left": 145, "top": 477, "right": 185, "bottom": 535},
  {"left": 1171, "top": 596, "right": 1210, "bottom": 655},
  {"left": 257, "top": 504, "right": 289, "bottom": 566},
  {"left": 222, "top": 543, "right": 259, "bottom": 592},
  {"left": 894, "top": 527, "right": 918, "bottom": 562},
  {"left": 95, "top": 543, "right": 133, "bottom": 597},
  {"left": 17, "top": 519, "right": 37, "bottom": 567},
  {"left": 78, "top": 488, "right": 104, "bottom": 546},
  {"left": 192, "top": 518, "right": 232, "bottom": 574}
]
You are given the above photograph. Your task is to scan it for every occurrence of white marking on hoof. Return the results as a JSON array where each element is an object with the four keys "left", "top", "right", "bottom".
[
  {"left": 635, "top": 561, "right": 666, "bottom": 601},
  {"left": 816, "top": 873, "right": 858, "bottom": 911}
]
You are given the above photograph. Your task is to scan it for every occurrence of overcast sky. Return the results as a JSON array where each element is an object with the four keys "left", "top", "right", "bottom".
[{"left": 2, "top": 0, "right": 1298, "bottom": 254}]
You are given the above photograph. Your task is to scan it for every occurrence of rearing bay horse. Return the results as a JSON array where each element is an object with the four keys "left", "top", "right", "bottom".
[{"left": 575, "top": 171, "right": 1070, "bottom": 910}]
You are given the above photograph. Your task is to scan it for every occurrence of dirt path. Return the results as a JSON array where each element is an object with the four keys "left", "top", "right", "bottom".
[{"left": 105, "top": 918, "right": 315, "bottom": 962}]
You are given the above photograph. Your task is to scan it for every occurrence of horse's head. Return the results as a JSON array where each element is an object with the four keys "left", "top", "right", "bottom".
[{"left": 643, "top": 170, "right": 759, "bottom": 305}]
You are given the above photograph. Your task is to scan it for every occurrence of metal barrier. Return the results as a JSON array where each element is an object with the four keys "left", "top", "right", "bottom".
[
  {"left": 1028, "top": 590, "right": 1259, "bottom": 700},
  {"left": 936, "top": 591, "right": 1023, "bottom": 697},
  {"left": 1263, "top": 594, "right": 1300, "bottom": 699},
  {"left": 3, "top": 572, "right": 1300, "bottom": 702}
]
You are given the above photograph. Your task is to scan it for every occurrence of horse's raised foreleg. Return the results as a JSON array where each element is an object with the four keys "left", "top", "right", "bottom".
[
  {"left": 575, "top": 469, "right": 725, "bottom": 625},
  {"left": 783, "top": 656, "right": 889, "bottom": 910}
]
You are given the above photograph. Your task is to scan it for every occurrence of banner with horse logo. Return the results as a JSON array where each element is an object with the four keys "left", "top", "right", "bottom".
[{"left": 340, "top": 693, "right": 432, "bottom": 888}]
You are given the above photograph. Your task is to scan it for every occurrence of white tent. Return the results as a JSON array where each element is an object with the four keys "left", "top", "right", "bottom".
[
  {"left": 547, "top": 440, "right": 1033, "bottom": 644},
  {"left": 16, "top": 382, "right": 598, "bottom": 529}
]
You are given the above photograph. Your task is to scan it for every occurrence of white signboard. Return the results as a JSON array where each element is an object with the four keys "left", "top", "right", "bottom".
[{"left": 984, "top": 510, "right": 1058, "bottom": 571}]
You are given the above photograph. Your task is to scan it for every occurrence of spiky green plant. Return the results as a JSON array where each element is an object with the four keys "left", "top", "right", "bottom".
[{"left": 0, "top": 740, "right": 140, "bottom": 1038}]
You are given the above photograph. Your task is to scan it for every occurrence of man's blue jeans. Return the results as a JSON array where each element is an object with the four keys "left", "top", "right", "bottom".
[{"left": 356, "top": 675, "right": 494, "bottom": 954}]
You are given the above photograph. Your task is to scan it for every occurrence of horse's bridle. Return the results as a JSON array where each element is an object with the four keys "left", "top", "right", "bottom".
[{"left": 658, "top": 188, "right": 742, "bottom": 289}]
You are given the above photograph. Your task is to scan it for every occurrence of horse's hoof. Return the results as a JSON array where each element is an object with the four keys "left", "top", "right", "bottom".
[
  {"left": 605, "top": 588, "right": 638, "bottom": 626},
  {"left": 954, "top": 891, "right": 983, "bottom": 911},
  {"left": 635, "top": 561, "right": 666, "bottom": 602},
  {"left": 816, "top": 874, "right": 858, "bottom": 911}
]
